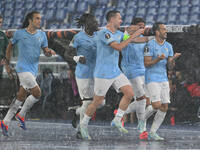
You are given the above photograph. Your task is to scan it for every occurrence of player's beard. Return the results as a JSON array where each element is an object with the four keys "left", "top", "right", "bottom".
[
  {"left": 159, "top": 32, "right": 167, "bottom": 40},
  {"left": 114, "top": 22, "right": 121, "bottom": 30},
  {"left": 162, "top": 33, "right": 167, "bottom": 40},
  {"left": 32, "top": 23, "right": 41, "bottom": 30}
]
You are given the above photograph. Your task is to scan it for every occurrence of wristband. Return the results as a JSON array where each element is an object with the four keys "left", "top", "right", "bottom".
[
  {"left": 73, "top": 55, "right": 84, "bottom": 63},
  {"left": 123, "top": 34, "right": 130, "bottom": 41}
]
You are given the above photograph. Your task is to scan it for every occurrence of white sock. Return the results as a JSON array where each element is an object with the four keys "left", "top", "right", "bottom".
[
  {"left": 79, "top": 101, "right": 91, "bottom": 123},
  {"left": 136, "top": 99, "right": 146, "bottom": 121},
  {"left": 150, "top": 110, "right": 166, "bottom": 133},
  {"left": 125, "top": 101, "right": 137, "bottom": 114},
  {"left": 81, "top": 113, "right": 91, "bottom": 126},
  {"left": 114, "top": 108, "right": 125, "bottom": 122},
  {"left": 19, "top": 95, "right": 39, "bottom": 118},
  {"left": 3, "top": 99, "right": 23, "bottom": 126},
  {"left": 145, "top": 105, "right": 157, "bottom": 120},
  {"left": 76, "top": 107, "right": 81, "bottom": 115}
]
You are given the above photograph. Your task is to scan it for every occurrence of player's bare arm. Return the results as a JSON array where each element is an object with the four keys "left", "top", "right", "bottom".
[
  {"left": 167, "top": 53, "right": 181, "bottom": 69},
  {"left": 110, "top": 29, "right": 144, "bottom": 51},
  {"left": 144, "top": 53, "right": 165, "bottom": 67},
  {"left": 132, "top": 36, "right": 154, "bottom": 43}
]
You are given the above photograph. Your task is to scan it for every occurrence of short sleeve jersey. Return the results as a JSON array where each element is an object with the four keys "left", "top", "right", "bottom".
[
  {"left": 71, "top": 31, "right": 97, "bottom": 78},
  {"left": 144, "top": 39, "right": 174, "bottom": 84},
  {"left": 11, "top": 29, "right": 48, "bottom": 76},
  {"left": 94, "top": 28, "right": 124, "bottom": 79},
  {"left": 121, "top": 41, "right": 146, "bottom": 79}
]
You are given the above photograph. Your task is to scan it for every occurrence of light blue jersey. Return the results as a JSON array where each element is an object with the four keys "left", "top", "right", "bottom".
[
  {"left": 121, "top": 42, "right": 146, "bottom": 79},
  {"left": 71, "top": 31, "right": 97, "bottom": 78},
  {"left": 11, "top": 29, "right": 48, "bottom": 76},
  {"left": 94, "top": 28, "right": 124, "bottom": 79},
  {"left": 144, "top": 39, "right": 174, "bottom": 84}
]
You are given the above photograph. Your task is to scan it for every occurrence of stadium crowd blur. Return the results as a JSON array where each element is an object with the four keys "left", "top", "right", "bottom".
[{"left": 166, "top": 26, "right": 200, "bottom": 123}]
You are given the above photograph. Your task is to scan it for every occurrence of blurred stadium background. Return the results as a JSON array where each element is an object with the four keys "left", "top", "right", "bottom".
[
  {"left": 0, "top": 0, "right": 200, "bottom": 126},
  {"left": 1, "top": 0, "right": 200, "bottom": 29}
]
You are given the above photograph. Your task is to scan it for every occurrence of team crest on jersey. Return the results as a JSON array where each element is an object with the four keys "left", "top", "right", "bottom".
[
  {"left": 37, "top": 37, "right": 41, "bottom": 42},
  {"left": 105, "top": 33, "right": 111, "bottom": 39},
  {"left": 164, "top": 48, "right": 168, "bottom": 52}
]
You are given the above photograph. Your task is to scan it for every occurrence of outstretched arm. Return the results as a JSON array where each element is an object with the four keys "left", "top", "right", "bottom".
[
  {"left": 132, "top": 36, "right": 154, "bottom": 43},
  {"left": 167, "top": 53, "right": 181, "bottom": 70},
  {"left": 110, "top": 29, "right": 144, "bottom": 51}
]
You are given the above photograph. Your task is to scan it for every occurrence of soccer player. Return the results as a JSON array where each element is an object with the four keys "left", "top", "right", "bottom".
[
  {"left": 121, "top": 18, "right": 151, "bottom": 139},
  {"left": 144, "top": 22, "right": 181, "bottom": 140},
  {"left": 79, "top": 10, "right": 144, "bottom": 140},
  {"left": 0, "top": 11, "right": 55, "bottom": 136},
  {"left": 70, "top": 13, "right": 105, "bottom": 138}
]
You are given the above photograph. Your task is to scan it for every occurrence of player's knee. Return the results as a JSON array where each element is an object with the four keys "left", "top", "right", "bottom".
[
  {"left": 33, "top": 92, "right": 41, "bottom": 99},
  {"left": 125, "top": 91, "right": 134, "bottom": 101},
  {"left": 152, "top": 101, "right": 162, "bottom": 109},
  {"left": 92, "top": 96, "right": 104, "bottom": 108},
  {"left": 160, "top": 104, "right": 168, "bottom": 112},
  {"left": 32, "top": 89, "right": 41, "bottom": 99},
  {"left": 17, "top": 92, "right": 26, "bottom": 101},
  {"left": 94, "top": 100, "right": 103, "bottom": 107},
  {"left": 30, "top": 86, "right": 41, "bottom": 99},
  {"left": 121, "top": 86, "right": 134, "bottom": 101},
  {"left": 163, "top": 107, "right": 168, "bottom": 112}
]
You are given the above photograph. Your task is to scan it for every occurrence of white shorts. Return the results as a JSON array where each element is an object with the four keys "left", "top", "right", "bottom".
[
  {"left": 94, "top": 73, "right": 131, "bottom": 96},
  {"left": 146, "top": 81, "right": 170, "bottom": 104},
  {"left": 18, "top": 72, "right": 38, "bottom": 91},
  {"left": 76, "top": 78, "right": 94, "bottom": 99},
  {"left": 129, "top": 76, "right": 149, "bottom": 98}
]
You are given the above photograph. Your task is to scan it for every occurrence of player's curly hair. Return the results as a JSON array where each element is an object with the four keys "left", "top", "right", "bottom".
[
  {"left": 75, "top": 13, "right": 96, "bottom": 28},
  {"left": 75, "top": 13, "right": 98, "bottom": 36}
]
